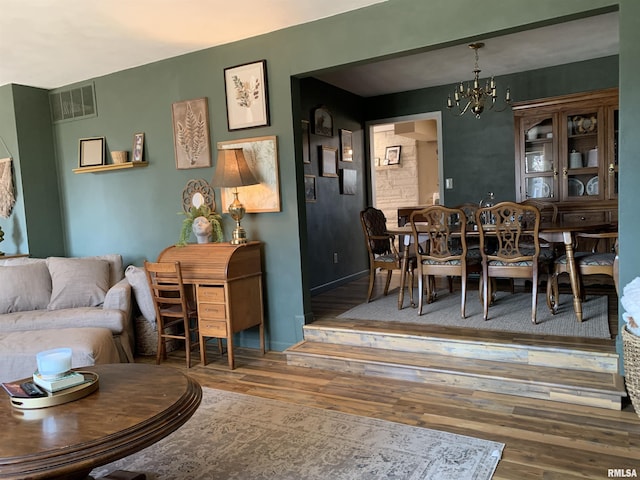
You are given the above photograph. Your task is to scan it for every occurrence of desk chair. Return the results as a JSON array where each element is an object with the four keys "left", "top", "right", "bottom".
[
  {"left": 547, "top": 231, "right": 618, "bottom": 318},
  {"left": 144, "top": 260, "right": 199, "bottom": 368},
  {"left": 410, "top": 206, "right": 481, "bottom": 318},
  {"left": 360, "top": 207, "right": 415, "bottom": 303},
  {"left": 476, "top": 201, "right": 543, "bottom": 323}
]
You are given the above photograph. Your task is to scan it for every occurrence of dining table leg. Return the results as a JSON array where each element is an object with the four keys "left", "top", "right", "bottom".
[{"left": 563, "top": 230, "right": 583, "bottom": 322}]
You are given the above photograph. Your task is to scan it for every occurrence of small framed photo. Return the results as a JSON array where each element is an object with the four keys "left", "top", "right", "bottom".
[
  {"left": 224, "top": 60, "right": 270, "bottom": 131},
  {"left": 132, "top": 132, "right": 145, "bottom": 162},
  {"left": 320, "top": 146, "right": 338, "bottom": 177},
  {"left": 313, "top": 106, "right": 333, "bottom": 137},
  {"left": 340, "top": 168, "right": 357, "bottom": 195},
  {"left": 301, "top": 120, "right": 310, "bottom": 164},
  {"left": 304, "top": 175, "right": 317, "bottom": 202},
  {"left": 78, "top": 137, "right": 105, "bottom": 167},
  {"left": 172, "top": 97, "right": 212, "bottom": 169},
  {"left": 340, "top": 129, "right": 353, "bottom": 162},
  {"left": 385, "top": 145, "right": 401, "bottom": 165}
]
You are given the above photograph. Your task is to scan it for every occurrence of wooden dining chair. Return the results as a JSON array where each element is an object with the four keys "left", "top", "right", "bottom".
[
  {"left": 520, "top": 199, "right": 558, "bottom": 223},
  {"left": 360, "top": 207, "right": 416, "bottom": 303},
  {"left": 476, "top": 201, "right": 543, "bottom": 323},
  {"left": 410, "top": 206, "right": 481, "bottom": 318},
  {"left": 144, "top": 260, "right": 199, "bottom": 368},
  {"left": 546, "top": 231, "right": 618, "bottom": 318}
]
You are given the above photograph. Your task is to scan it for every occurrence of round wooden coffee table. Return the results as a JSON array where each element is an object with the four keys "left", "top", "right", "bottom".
[{"left": 0, "top": 363, "right": 202, "bottom": 480}]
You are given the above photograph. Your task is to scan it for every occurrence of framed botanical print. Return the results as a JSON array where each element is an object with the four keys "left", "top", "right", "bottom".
[
  {"left": 304, "top": 175, "right": 317, "bottom": 202},
  {"left": 340, "top": 129, "right": 353, "bottom": 162},
  {"left": 320, "top": 146, "right": 338, "bottom": 177},
  {"left": 224, "top": 60, "right": 270, "bottom": 131},
  {"left": 172, "top": 97, "right": 212, "bottom": 169},
  {"left": 385, "top": 145, "right": 401, "bottom": 165},
  {"left": 132, "top": 132, "right": 144, "bottom": 162}
]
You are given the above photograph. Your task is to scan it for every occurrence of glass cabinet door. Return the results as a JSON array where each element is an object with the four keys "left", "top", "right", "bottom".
[
  {"left": 521, "top": 116, "right": 557, "bottom": 200},
  {"left": 607, "top": 106, "right": 619, "bottom": 201},
  {"left": 562, "top": 107, "right": 604, "bottom": 201}
]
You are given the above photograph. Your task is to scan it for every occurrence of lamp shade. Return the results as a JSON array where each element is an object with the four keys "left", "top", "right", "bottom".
[{"left": 211, "top": 148, "right": 259, "bottom": 188}]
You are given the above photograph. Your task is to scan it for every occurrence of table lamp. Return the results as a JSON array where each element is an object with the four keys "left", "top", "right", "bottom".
[{"left": 211, "top": 148, "right": 259, "bottom": 244}]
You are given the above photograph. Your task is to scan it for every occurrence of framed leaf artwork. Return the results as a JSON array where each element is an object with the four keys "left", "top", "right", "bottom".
[
  {"left": 171, "top": 97, "right": 212, "bottom": 169},
  {"left": 224, "top": 60, "right": 270, "bottom": 131}
]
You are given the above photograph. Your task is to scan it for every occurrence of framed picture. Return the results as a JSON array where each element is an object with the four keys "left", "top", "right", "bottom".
[
  {"left": 340, "top": 168, "right": 357, "bottom": 195},
  {"left": 217, "top": 135, "right": 280, "bottom": 213},
  {"left": 224, "top": 60, "right": 270, "bottom": 131},
  {"left": 313, "top": 106, "right": 333, "bottom": 137},
  {"left": 132, "top": 132, "right": 144, "bottom": 162},
  {"left": 304, "top": 175, "right": 317, "bottom": 202},
  {"left": 172, "top": 97, "right": 212, "bottom": 169},
  {"left": 340, "top": 129, "right": 353, "bottom": 162},
  {"left": 78, "top": 137, "right": 105, "bottom": 167},
  {"left": 302, "top": 120, "right": 310, "bottom": 164},
  {"left": 385, "top": 145, "right": 401, "bottom": 165},
  {"left": 320, "top": 146, "right": 338, "bottom": 177}
]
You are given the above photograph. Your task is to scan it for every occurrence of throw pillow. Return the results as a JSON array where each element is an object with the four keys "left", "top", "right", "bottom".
[
  {"left": 125, "top": 265, "right": 156, "bottom": 323},
  {"left": 47, "top": 257, "right": 110, "bottom": 310},
  {"left": 0, "top": 262, "right": 51, "bottom": 313}
]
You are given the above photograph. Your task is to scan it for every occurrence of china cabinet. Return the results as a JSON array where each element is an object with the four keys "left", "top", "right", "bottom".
[{"left": 513, "top": 88, "right": 618, "bottom": 223}]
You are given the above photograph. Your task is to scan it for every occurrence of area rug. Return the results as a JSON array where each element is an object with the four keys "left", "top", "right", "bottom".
[
  {"left": 338, "top": 290, "right": 610, "bottom": 339},
  {"left": 91, "top": 387, "right": 504, "bottom": 480}
]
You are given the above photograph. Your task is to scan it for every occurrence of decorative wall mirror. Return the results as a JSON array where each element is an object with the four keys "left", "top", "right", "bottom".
[{"left": 182, "top": 179, "right": 216, "bottom": 213}]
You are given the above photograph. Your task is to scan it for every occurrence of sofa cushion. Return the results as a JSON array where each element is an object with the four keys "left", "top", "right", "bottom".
[
  {"left": 0, "top": 262, "right": 51, "bottom": 313},
  {"left": 125, "top": 265, "right": 156, "bottom": 324},
  {"left": 0, "top": 307, "right": 126, "bottom": 334},
  {"left": 47, "top": 257, "right": 110, "bottom": 310}
]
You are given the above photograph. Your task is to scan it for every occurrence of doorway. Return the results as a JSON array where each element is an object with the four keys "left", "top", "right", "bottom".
[{"left": 367, "top": 112, "right": 443, "bottom": 227}]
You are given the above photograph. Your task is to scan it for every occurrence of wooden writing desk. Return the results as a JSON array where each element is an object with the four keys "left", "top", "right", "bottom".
[{"left": 157, "top": 242, "right": 265, "bottom": 369}]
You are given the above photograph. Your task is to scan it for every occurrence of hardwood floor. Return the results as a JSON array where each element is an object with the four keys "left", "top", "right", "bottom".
[{"left": 138, "top": 276, "right": 640, "bottom": 479}]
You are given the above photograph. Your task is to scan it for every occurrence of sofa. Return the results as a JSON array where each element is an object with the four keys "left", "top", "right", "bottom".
[{"left": 0, "top": 254, "right": 134, "bottom": 383}]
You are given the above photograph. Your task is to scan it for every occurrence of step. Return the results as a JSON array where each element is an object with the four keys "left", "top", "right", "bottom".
[
  {"left": 285, "top": 340, "right": 627, "bottom": 410},
  {"left": 302, "top": 321, "right": 619, "bottom": 374}
]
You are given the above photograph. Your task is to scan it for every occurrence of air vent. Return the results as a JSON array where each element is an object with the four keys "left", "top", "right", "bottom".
[{"left": 49, "top": 83, "right": 97, "bottom": 123}]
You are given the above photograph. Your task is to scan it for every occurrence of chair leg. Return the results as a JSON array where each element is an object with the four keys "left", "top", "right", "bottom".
[
  {"left": 156, "top": 320, "right": 164, "bottom": 365},
  {"left": 460, "top": 274, "right": 467, "bottom": 319},
  {"left": 184, "top": 319, "right": 191, "bottom": 368},
  {"left": 366, "top": 268, "right": 376, "bottom": 302},
  {"left": 531, "top": 271, "right": 539, "bottom": 324},
  {"left": 417, "top": 272, "right": 424, "bottom": 315},
  {"left": 482, "top": 267, "right": 490, "bottom": 320},
  {"left": 383, "top": 269, "right": 393, "bottom": 296}
]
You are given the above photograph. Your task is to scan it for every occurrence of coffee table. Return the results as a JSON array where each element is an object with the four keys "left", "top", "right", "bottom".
[{"left": 0, "top": 363, "right": 202, "bottom": 480}]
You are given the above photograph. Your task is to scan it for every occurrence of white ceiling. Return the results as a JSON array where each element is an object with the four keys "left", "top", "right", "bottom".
[{"left": 0, "top": 3, "right": 618, "bottom": 97}]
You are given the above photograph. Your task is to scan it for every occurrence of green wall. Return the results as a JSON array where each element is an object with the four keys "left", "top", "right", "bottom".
[{"left": 2, "top": 0, "right": 629, "bottom": 353}]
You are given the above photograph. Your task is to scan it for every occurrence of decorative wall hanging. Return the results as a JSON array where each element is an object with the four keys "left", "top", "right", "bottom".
[
  {"left": 304, "top": 175, "right": 317, "bottom": 203},
  {"left": 78, "top": 137, "right": 105, "bottom": 167},
  {"left": 132, "top": 132, "right": 145, "bottom": 162},
  {"left": 340, "top": 129, "right": 353, "bottom": 162},
  {"left": 224, "top": 60, "right": 270, "bottom": 131},
  {"left": 320, "top": 146, "right": 338, "bottom": 177},
  {"left": 313, "top": 106, "right": 333, "bottom": 137},
  {"left": 217, "top": 135, "right": 280, "bottom": 213},
  {"left": 340, "top": 169, "right": 357, "bottom": 195},
  {"left": 172, "top": 97, "right": 212, "bottom": 169},
  {"left": 385, "top": 145, "right": 401, "bottom": 165},
  {"left": 302, "top": 120, "right": 310, "bottom": 164}
]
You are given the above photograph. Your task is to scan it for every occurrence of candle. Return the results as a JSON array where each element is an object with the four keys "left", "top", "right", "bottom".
[{"left": 37, "top": 348, "right": 72, "bottom": 378}]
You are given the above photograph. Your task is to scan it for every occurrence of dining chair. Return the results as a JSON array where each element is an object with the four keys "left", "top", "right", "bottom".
[
  {"left": 144, "top": 260, "right": 199, "bottom": 368},
  {"left": 546, "top": 231, "right": 618, "bottom": 317},
  {"left": 360, "top": 207, "right": 416, "bottom": 303},
  {"left": 520, "top": 199, "right": 558, "bottom": 223},
  {"left": 476, "top": 201, "right": 543, "bottom": 323},
  {"left": 410, "top": 206, "right": 481, "bottom": 318}
]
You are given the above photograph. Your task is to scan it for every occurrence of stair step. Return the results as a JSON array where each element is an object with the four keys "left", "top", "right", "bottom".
[
  {"left": 285, "top": 340, "right": 626, "bottom": 410},
  {"left": 303, "top": 320, "right": 619, "bottom": 374}
]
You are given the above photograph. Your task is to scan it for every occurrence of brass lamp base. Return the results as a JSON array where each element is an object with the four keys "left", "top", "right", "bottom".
[{"left": 229, "top": 189, "right": 248, "bottom": 245}]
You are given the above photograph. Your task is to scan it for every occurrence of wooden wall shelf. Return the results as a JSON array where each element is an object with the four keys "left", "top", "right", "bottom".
[{"left": 72, "top": 162, "right": 148, "bottom": 174}]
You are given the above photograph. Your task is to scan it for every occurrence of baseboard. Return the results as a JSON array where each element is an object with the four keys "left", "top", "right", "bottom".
[{"left": 310, "top": 270, "right": 369, "bottom": 296}]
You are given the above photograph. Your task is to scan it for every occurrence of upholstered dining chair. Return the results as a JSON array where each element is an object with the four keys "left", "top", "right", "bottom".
[
  {"left": 410, "top": 206, "right": 481, "bottom": 318},
  {"left": 546, "top": 231, "right": 618, "bottom": 317},
  {"left": 144, "top": 260, "right": 199, "bottom": 368},
  {"left": 476, "top": 201, "right": 543, "bottom": 324},
  {"left": 360, "top": 207, "right": 416, "bottom": 303}
]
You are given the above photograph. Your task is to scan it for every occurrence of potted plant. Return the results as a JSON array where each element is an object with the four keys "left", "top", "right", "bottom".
[{"left": 177, "top": 205, "right": 223, "bottom": 246}]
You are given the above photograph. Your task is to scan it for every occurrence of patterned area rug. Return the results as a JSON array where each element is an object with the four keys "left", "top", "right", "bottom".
[
  {"left": 338, "top": 290, "right": 610, "bottom": 338},
  {"left": 92, "top": 387, "right": 504, "bottom": 480}
]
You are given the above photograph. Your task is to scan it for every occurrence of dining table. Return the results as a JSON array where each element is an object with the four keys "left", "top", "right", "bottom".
[{"left": 387, "top": 219, "right": 616, "bottom": 321}]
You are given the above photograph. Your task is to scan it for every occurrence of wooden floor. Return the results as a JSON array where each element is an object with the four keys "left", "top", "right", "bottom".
[{"left": 138, "top": 276, "right": 640, "bottom": 480}]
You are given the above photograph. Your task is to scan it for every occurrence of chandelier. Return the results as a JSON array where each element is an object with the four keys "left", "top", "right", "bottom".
[{"left": 446, "top": 42, "right": 511, "bottom": 119}]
